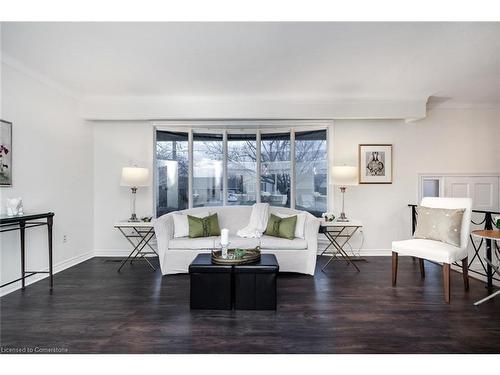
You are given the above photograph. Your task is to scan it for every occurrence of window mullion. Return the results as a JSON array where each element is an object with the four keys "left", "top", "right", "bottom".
[
  {"left": 256, "top": 130, "right": 261, "bottom": 204},
  {"left": 223, "top": 130, "right": 228, "bottom": 206},
  {"left": 290, "top": 129, "right": 296, "bottom": 210},
  {"left": 188, "top": 129, "right": 193, "bottom": 209}
]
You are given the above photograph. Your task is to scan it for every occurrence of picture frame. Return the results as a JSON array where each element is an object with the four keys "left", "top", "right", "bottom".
[
  {"left": 0, "top": 119, "right": 13, "bottom": 187},
  {"left": 358, "top": 144, "right": 392, "bottom": 184}
]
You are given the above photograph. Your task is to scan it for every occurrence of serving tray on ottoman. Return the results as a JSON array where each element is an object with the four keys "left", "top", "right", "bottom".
[{"left": 211, "top": 247, "right": 261, "bottom": 265}]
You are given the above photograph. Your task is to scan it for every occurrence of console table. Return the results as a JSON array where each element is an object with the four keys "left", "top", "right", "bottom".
[
  {"left": 0, "top": 212, "right": 54, "bottom": 291},
  {"left": 320, "top": 219, "right": 363, "bottom": 272},
  {"left": 114, "top": 221, "right": 157, "bottom": 272}
]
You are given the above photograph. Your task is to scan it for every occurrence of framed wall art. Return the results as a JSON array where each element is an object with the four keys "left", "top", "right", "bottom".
[
  {"left": 358, "top": 144, "right": 392, "bottom": 184},
  {"left": 0, "top": 120, "right": 13, "bottom": 187}
]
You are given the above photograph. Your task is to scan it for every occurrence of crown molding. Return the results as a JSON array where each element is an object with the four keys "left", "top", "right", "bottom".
[
  {"left": 427, "top": 99, "right": 500, "bottom": 110},
  {"left": 1, "top": 52, "right": 81, "bottom": 100},
  {"left": 80, "top": 95, "right": 428, "bottom": 122}
]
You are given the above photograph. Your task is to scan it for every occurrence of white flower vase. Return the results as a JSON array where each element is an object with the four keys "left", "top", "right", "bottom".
[{"left": 6, "top": 198, "right": 23, "bottom": 216}]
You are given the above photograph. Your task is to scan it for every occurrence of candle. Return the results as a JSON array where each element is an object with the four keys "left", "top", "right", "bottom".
[{"left": 221, "top": 228, "right": 229, "bottom": 246}]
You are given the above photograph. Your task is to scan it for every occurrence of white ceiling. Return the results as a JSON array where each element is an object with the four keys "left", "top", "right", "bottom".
[{"left": 1, "top": 22, "right": 499, "bottom": 105}]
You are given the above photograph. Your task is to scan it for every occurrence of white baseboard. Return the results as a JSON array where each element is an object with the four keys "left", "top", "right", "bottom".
[
  {"left": 0, "top": 250, "right": 94, "bottom": 297},
  {"left": 93, "top": 249, "right": 156, "bottom": 257},
  {"left": 317, "top": 248, "right": 392, "bottom": 256}
]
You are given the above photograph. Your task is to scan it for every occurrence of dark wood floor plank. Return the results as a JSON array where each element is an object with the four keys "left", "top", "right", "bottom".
[{"left": 1, "top": 256, "right": 499, "bottom": 353}]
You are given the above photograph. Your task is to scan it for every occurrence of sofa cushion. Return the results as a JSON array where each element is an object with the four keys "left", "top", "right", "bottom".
[
  {"left": 173, "top": 211, "right": 209, "bottom": 238},
  {"left": 228, "top": 235, "right": 261, "bottom": 249},
  {"left": 188, "top": 213, "right": 221, "bottom": 238},
  {"left": 169, "top": 236, "right": 218, "bottom": 250},
  {"left": 260, "top": 235, "right": 308, "bottom": 250},
  {"left": 264, "top": 214, "right": 297, "bottom": 240},
  {"left": 276, "top": 212, "right": 307, "bottom": 239}
]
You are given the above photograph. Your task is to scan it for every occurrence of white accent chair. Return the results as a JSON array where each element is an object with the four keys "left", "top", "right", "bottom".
[{"left": 392, "top": 197, "right": 472, "bottom": 303}]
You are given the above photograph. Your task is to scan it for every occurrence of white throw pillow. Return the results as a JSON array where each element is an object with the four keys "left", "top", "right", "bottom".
[
  {"left": 276, "top": 212, "right": 307, "bottom": 239},
  {"left": 172, "top": 211, "right": 209, "bottom": 238}
]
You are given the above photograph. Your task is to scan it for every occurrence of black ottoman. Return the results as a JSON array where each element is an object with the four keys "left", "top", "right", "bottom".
[
  {"left": 189, "top": 254, "right": 232, "bottom": 310},
  {"left": 233, "top": 254, "right": 279, "bottom": 310}
]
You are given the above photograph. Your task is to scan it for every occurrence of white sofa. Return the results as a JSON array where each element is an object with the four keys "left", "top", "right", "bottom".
[{"left": 154, "top": 206, "right": 320, "bottom": 275}]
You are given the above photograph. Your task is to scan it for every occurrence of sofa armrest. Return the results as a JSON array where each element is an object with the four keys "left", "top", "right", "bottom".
[
  {"left": 153, "top": 213, "right": 174, "bottom": 272},
  {"left": 304, "top": 214, "right": 321, "bottom": 252}
]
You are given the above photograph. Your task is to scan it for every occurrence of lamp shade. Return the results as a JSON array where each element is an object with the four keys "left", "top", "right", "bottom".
[
  {"left": 332, "top": 166, "right": 358, "bottom": 186},
  {"left": 120, "top": 167, "right": 150, "bottom": 187}
]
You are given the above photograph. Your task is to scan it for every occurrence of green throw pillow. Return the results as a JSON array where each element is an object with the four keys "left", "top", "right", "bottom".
[
  {"left": 264, "top": 214, "right": 297, "bottom": 240},
  {"left": 188, "top": 213, "right": 221, "bottom": 238}
]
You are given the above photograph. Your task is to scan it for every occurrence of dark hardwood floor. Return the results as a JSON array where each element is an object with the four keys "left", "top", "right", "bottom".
[{"left": 1, "top": 256, "right": 499, "bottom": 354}]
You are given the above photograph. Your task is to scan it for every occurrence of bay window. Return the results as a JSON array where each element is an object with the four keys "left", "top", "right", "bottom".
[
  {"left": 155, "top": 131, "right": 189, "bottom": 216},
  {"left": 227, "top": 133, "right": 257, "bottom": 205},
  {"left": 295, "top": 130, "right": 328, "bottom": 217},
  {"left": 260, "top": 132, "right": 291, "bottom": 208},
  {"left": 155, "top": 122, "right": 329, "bottom": 217},
  {"left": 193, "top": 133, "right": 223, "bottom": 207}
]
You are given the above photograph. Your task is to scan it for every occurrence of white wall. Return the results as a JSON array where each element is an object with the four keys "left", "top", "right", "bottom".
[
  {"left": 0, "top": 62, "right": 94, "bottom": 295},
  {"left": 334, "top": 108, "right": 500, "bottom": 252},
  {"left": 91, "top": 108, "right": 499, "bottom": 255},
  {"left": 93, "top": 121, "right": 153, "bottom": 255}
]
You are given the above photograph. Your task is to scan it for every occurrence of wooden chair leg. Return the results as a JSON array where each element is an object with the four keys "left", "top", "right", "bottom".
[
  {"left": 418, "top": 258, "right": 425, "bottom": 279},
  {"left": 462, "top": 257, "right": 470, "bottom": 291},
  {"left": 392, "top": 251, "right": 398, "bottom": 286},
  {"left": 443, "top": 263, "right": 451, "bottom": 303}
]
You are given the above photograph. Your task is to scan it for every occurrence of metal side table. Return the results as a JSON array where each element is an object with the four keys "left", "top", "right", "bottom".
[
  {"left": 471, "top": 229, "right": 500, "bottom": 306},
  {"left": 320, "top": 219, "right": 363, "bottom": 272},
  {"left": 114, "top": 221, "right": 157, "bottom": 272},
  {"left": 0, "top": 212, "right": 54, "bottom": 291}
]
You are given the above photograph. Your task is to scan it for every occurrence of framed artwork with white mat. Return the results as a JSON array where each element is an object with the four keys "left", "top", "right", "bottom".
[
  {"left": 0, "top": 120, "right": 12, "bottom": 187},
  {"left": 358, "top": 144, "right": 392, "bottom": 184}
]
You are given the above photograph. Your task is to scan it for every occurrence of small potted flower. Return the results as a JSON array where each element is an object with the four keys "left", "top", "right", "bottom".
[
  {"left": 494, "top": 216, "right": 500, "bottom": 230},
  {"left": 322, "top": 212, "right": 336, "bottom": 222}
]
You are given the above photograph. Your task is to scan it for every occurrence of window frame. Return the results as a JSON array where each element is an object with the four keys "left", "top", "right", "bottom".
[{"left": 153, "top": 120, "right": 332, "bottom": 217}]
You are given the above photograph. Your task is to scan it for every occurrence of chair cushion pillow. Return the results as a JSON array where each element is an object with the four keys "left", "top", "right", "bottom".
[
  {"left": 264, "top": 214, "right": 297, "bottom": 240},
  {"left": 172, "top": 211, "right": 209, "bottom": 238},
  {"left": 188, "top": 213, "right": 221, "bottom": 238},
  {"left": 413, "top": 206, "right": 465, "bottom": 247},
  {"left": 392, "top": 239, "right": 467, "bottom": 264}
]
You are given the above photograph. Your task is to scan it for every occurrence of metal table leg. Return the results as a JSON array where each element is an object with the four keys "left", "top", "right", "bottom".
[
  {"left": 474, "top": 257, "right": 500, "bottom": 305},
  {"left": 20, "top": 221, "right": 26, "bottom": 290},
  {"left": 321, "top": 227, "right": 360, "bottom": 272},
  {"left": 474, "top": 290, "right": 500, "bottom": 305},
  {"left": 117, "top": 227, "right": 156, "bottom": 272}
]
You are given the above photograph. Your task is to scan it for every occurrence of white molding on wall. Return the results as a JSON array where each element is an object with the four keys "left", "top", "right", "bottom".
[
  {"left": 317, "top": 249, "right": 392, "bottom": 256},
  {"left": 1, "top": 52, "right": 81, "bottom": 100},
  {"left": 93, "top": 249, "right": 157, "bottom": 257},
  {"left": 79, "top": 96, "right": 428, "bottom": 121},
  {"left": 427, "top": 100, "right": 500, "bottom": 110},
  {"left": 0, "top": 250, "right": 94, "bottom": 297}
]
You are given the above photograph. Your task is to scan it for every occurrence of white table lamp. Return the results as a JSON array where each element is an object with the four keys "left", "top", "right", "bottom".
[
  {"left": 121, "top": 167, "right": 150, "bottom": 222},
  {"left": 332, "top": 165, "right": 358, "bottom": 222}
]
